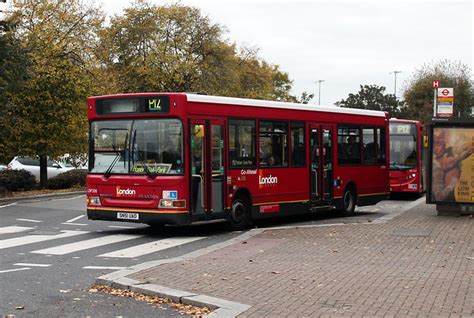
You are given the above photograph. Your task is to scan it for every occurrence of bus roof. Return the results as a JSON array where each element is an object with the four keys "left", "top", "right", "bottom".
[
  {"left": 88, "top": 93, "right": 387, "bottom": 118},
  {"left": 389, "top": 118, "right": 420, "bottom": 124},
  {"left": 186, "top": 94, "right": 387, "bottom": 118}
]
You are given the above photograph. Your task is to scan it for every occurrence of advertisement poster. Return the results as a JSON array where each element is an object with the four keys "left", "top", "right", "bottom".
[{"left": 431, "top": 127, "right": 474, "bottom": 203}]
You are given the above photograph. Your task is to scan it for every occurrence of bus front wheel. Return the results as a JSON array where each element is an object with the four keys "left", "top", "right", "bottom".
[{"left": 228, "top": 197, "right": 251, "bottom": 231}]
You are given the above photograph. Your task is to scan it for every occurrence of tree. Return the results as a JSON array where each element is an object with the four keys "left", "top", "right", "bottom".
[
  {"left": 0, "top": 23, "right": 29, "bottom": 163},
  {"left": 2, "top": 0, "right": 104, "bottom": 187},
  {"left": 403, "top": 60, "right": 473, "bottom": 125},
  {"left": 99, "top": 1, "right": 296, "bottom": 101},
  {"left": 297, "top": 92, "right": 315, "bottom": 104},
  {"left": 335, "top": 84, "right": 402, "bottom": 117}
]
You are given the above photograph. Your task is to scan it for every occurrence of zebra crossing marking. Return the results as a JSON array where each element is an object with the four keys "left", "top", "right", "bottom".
[
  {"left": 98, "top": 236, "right": 205, "bottom": 258},
  {"left": 16, "top": 218, "right": 42, "bottom": 223},
  {"left": 61, "top": 222, "right": 88, "bottom": 226},
  {"left": 0, "top": 226, "right": 34, "bottom": 235},
  {"left": 14, "top": 263, "right": 51, "bottom": 267},
  {"left": 0, "top": 230, "right": 88, "bottom": 250},
  {"left": 31, "top": 234, "right": 143, "bottom": 255},
  {"left": 65, "top": 215, "right": 85, "bottom": 223}
]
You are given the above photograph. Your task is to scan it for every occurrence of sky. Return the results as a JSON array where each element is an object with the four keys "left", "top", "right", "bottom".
[{"left": 71, "top": 1, "right": 474, "bottom": 105}]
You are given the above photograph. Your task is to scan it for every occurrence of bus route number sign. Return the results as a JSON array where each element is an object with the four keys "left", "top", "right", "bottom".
[
  {"left": 148, "top": 98, "right": 162, "bottom": 111},
  {"left": 146, "top": 97, "right": 170, "bottom": 112}
]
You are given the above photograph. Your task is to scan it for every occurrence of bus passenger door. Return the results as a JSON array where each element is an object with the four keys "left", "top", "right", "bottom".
[
  {"left": 322, "top": 126, "right": 333, "bottom": 201},
  {"left": 310, "top": 125, "right": 334, "bottom": 204},
  {"left": 190, "top": 119, "right": 225, "bottom": 215},
  {"left": 210, "top": 120, "right": 225, "bottom": 212},
  {"left": 310, "top": 126, "right": 320, "bottom": 202},
  {"left": 191, "top": 120, "right": 207, "bottom": 214}
]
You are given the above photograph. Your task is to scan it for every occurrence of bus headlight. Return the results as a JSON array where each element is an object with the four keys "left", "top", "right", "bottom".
[
  {"left": 86, "top": 196, "right": 101, "bottom": 206},
  {"left": 159, "top": 199, "right": 186, "bottom": 208}
]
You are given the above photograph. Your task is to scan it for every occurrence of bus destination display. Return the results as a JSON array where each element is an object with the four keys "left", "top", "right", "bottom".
[{"left": 96, "top": 96, "right": 170, "bottom": 115}]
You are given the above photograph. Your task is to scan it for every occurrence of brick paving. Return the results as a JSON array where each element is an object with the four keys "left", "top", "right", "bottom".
[{"left": 129, "top": 203, "right": 474, "bottom": 317}]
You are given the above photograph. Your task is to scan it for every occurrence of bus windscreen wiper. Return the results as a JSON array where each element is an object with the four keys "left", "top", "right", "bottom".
[
  {"left": 104, "top": 132, "right": 129, "bottom": 179},
  {"left": 131, "top": 129, "right": 157, "bottom": 179}
]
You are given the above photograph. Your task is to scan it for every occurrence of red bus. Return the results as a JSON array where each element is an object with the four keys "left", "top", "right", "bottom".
[
  {"left": 389, "top": 118, "right": 425, "bottom": 195},
  {"left": 86, "top": 93, "right": 390, "bottom": 229}
]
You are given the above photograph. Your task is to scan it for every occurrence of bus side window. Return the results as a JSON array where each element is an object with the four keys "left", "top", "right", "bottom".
[
  {"left": 377, "top": 127, "right": 386, "bottom": 164},
  {"left": 291, "top": 121, "right": 305, "bottom": 167},
  {"left": 363, "top": 128, "right": 376, "bottom": 165},
  {"left": 229, "top": 119, "right": 256, "bottom": 168},
  {"left": 337, "top": 126, "right": 361, "bottom": 165},
  {"left": 258, "top": 120, "right": 288, "bottom": 167}
]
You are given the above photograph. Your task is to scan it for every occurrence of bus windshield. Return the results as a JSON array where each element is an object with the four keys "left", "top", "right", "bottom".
[
  {"left": 389, "top": 122, "right": 417, "bottom": 170},
  {"left": 90, "top": 119, "right": 183, "bottom": 175}
]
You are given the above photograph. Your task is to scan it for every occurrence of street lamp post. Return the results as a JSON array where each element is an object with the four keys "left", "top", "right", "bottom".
[
  {"left": 316, "top": 80, "right": 325, "bottom": 105},
  {"left": 390, "top": 71, "right": 401, "bottom": 98}
]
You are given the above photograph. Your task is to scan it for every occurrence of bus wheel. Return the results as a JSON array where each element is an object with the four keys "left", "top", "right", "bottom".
[
  {"left": 228, "top": 197, "right": 251, "bottom": 231},
  {"left": 342, "top": 187, "right": 356, "bottom": 216}
]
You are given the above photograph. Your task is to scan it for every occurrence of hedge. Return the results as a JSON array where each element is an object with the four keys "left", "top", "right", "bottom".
[
  {"left": 0, "top": 169, "right": 37, "bottom": 191},
  {"left": 47, "top": 169, "right": 87, "bottom": 189}
]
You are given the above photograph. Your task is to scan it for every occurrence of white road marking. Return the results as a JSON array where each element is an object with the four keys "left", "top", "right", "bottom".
[
  {"left": 31, "top": 234, "right": 143, "bottom": 255},
  {"left": 83, "top": 266, "right": 126, "bottom": 270},
  {"left": 0, "top": 267, "right": 30, "bottom": 274},
  {"left": 0, "top": 203, "right": 17, "bottom": 209},
  {"left": 66, "top": 215, "right": 85, "bottom": 223},
  {"left": 0, "top": 226, "right": 34, "bottom": 235},
  {"left": 14, "top": 263, "right": 51, "bottom": 267},
  {"left": 107, "top": 225, "right": 135, "bottom": 229},
  {"left": 0, "top": 230, "right": 88, "bottom": 250},
  {"left": 98, "top": 237, "right": 205, "bottom": 258},
  {"left": 53, "top": 195, "right": 85, "bottom": 201},
  {"left": 16, "top": 218, "right": 42, "bottom": 223},
  {"left": 61, "top": 223, "right": 88, "bottom": 226}
]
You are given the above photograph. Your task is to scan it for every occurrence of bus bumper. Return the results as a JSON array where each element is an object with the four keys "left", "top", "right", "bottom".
[{"left": 87, "top": 208, "right": 191, "bottom": 226}]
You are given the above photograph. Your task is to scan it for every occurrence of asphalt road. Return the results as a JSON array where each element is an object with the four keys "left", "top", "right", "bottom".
[{"left": 0, "top": 194, "right": 423, "bottom": 317}]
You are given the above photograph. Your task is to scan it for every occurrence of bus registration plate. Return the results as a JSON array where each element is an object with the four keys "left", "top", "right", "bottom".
[{"left": 117, "top": 212, "right": 139, "bottom": 220}]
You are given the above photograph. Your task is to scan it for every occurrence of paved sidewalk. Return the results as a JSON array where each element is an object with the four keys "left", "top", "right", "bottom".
[{"left": 102, "top": 202, "right": 474, "bottom": 317}]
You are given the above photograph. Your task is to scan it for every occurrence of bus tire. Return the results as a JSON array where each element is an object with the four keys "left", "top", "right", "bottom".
[
  {"left": 341, "top": 186, "right": 356, "bottom": 216},
  {"left": 228, "top": 197, "right": 252, "bottom": 231}
]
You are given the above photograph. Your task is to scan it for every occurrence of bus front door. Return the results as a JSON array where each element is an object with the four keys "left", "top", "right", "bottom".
[
  {"left": 190, "top": 120, "right": 225, "bottom": 215},
  {"left": 310, "top": 125, "right": 333, "bottom": 206}
]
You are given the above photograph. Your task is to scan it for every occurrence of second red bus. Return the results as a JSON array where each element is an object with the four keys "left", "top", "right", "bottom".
[{"left": 389, "top": 118, "right": 425, "bottom": 195}]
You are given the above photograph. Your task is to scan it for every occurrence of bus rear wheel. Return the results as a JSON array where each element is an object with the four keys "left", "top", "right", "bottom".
[
  {"left": 228, "top": 197, "right": 252, "bottom": 231},
  {"left": 341, "top": 187, "right": 356, "bottom": 216}
]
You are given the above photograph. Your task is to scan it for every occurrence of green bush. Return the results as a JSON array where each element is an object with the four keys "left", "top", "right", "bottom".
[
  {"left": 0, "top": 169, "right": 37, "bottom": 191},
  {"left": 47, "top": 169, "right": 87, "bottom": 189}
]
